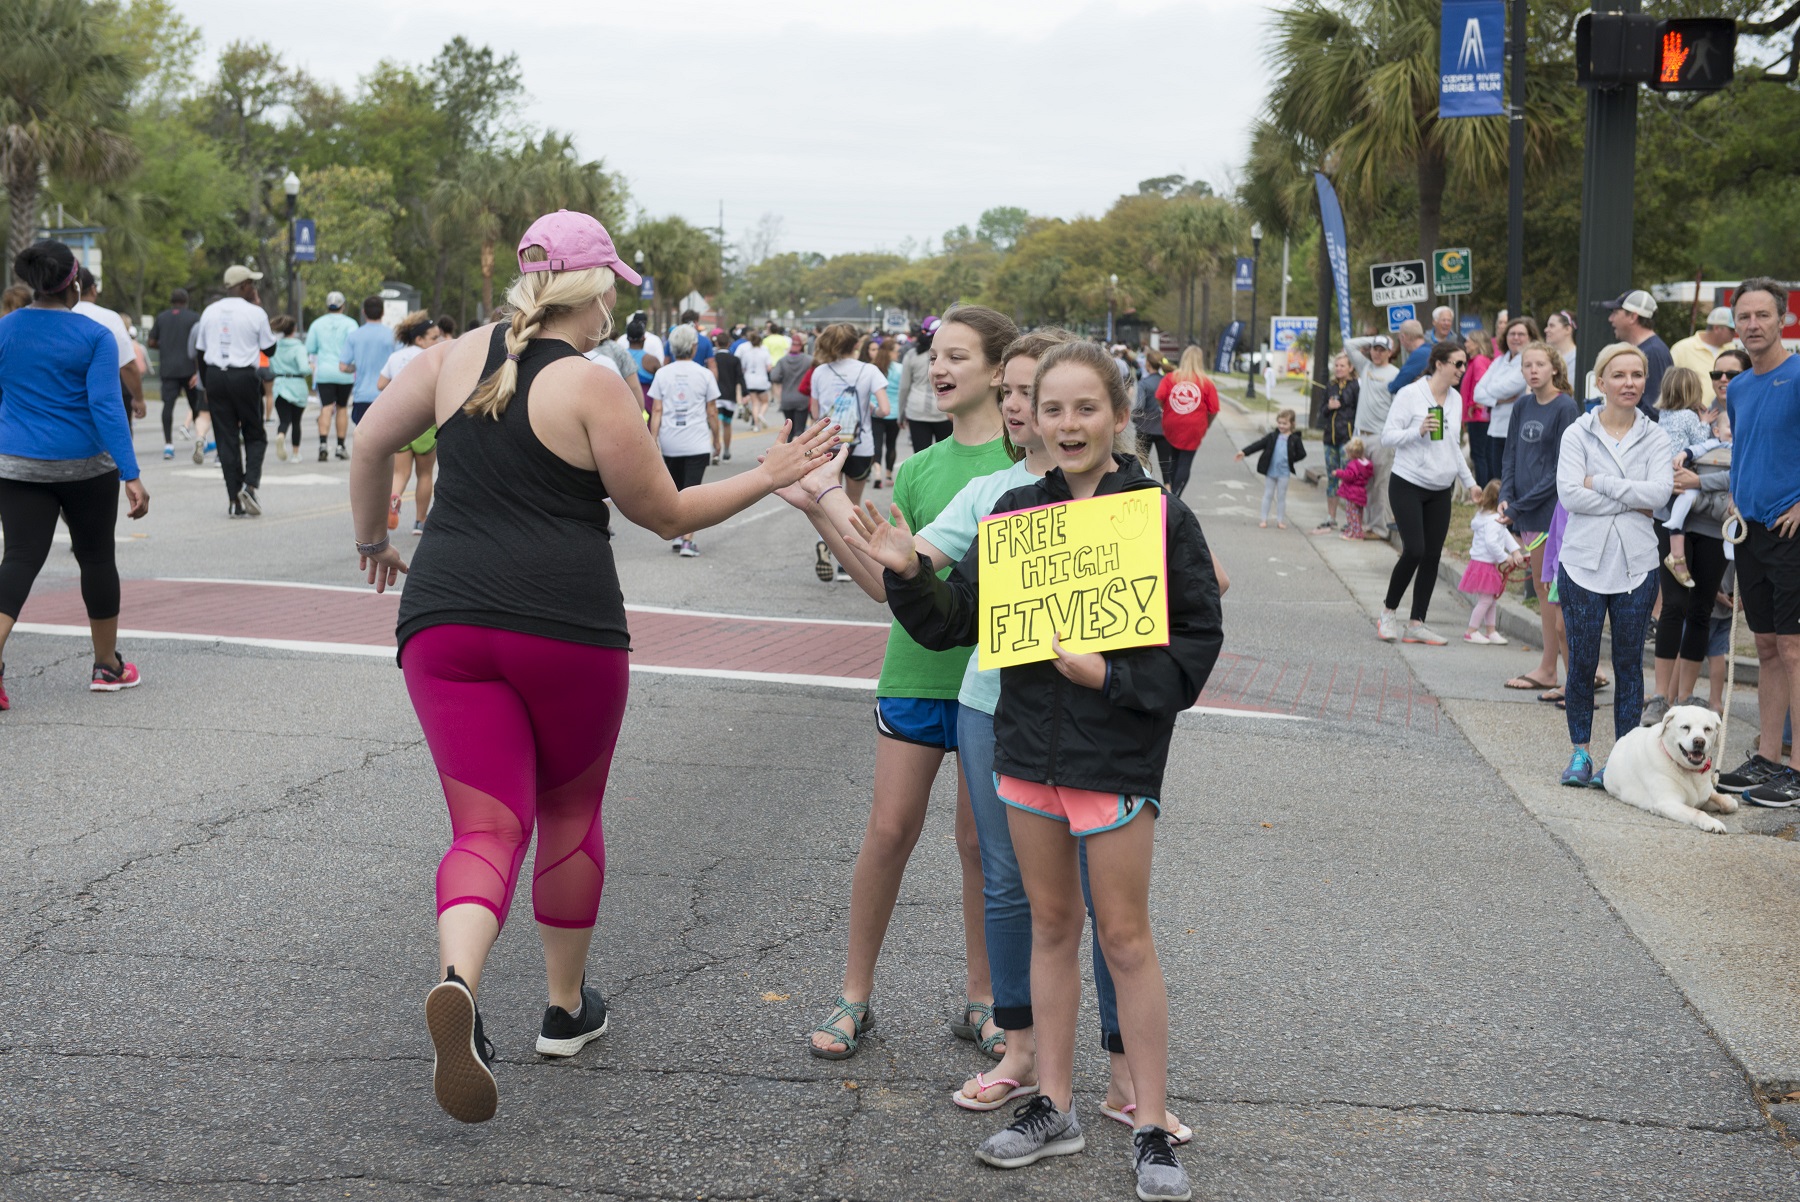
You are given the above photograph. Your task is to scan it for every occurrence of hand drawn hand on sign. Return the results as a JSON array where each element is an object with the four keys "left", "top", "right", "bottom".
[
  {"left": 1050, "top": 632, "right": 1107, "bottom": 691},
  {"left": 845, "top": 501, "right": 921, "bottom": 578},
  {"left": 1110, "top": 495, "right": 1151, "bottom": 542}
]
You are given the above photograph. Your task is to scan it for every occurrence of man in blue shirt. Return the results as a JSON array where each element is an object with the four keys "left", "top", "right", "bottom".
[
  {"left": 666, "top": 309, "right": 716, "bottom": 377},
  {"left": 338, "top": 295, "right": 395, "bottom": 425},
  {"left": 1722, "top": 276, "right": 1800, "bottom": 802},
  {"left": 1386, "top": 320, "right": 1431, "bottom": 392}
]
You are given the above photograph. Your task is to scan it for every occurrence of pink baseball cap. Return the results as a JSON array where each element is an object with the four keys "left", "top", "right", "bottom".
[{"left": 517, "top": 210, "right": 642, "bottom": 285}]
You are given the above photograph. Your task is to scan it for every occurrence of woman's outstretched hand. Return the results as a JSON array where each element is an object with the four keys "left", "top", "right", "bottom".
[
  {"left": 844, "top": 501, "right": 920, "bottom": 578},
  {"left": 757, "top": 419, "right": 841, "bottom": 490},
  {"left": 362, "top": 544, "right": 408, "bottom": 594},
  {"left": 773, "top": 444, "right": 847, "bottom": 510}
]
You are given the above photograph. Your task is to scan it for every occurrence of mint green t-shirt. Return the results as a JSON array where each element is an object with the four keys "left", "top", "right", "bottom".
[
  {"left": 877, "top": 435, "right": 1017, "bottom": 699},
  {"left": 917, "top": 460, "right": 1039, "bottom": 715}
]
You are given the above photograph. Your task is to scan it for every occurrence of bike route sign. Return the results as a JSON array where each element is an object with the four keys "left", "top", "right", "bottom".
[
  {"left": 1433, "top": 247, "right": 1473, "bottom": 296},
  {"left": 1370, "top": 259, "right": 1429, "bottom": 306}
]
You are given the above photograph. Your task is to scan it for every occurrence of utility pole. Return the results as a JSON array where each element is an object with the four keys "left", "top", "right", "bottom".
[
  {"left": 1507, "top": 0, "right": 1527, "bottom": 322},
  {"left": 1574, "top": 0, "right": 1640, "bottom": 393}
]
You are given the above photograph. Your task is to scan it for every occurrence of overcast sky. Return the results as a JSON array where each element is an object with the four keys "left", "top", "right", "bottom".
[{"left": 174, "top": 0, "right": 1274, "bottom": 259}]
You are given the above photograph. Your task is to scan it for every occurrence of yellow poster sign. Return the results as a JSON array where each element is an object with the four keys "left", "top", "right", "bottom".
[{"left": 977, "top": 491, "right": 1169, "bottom": 670}]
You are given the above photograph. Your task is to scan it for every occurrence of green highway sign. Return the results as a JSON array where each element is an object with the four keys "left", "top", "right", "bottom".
[{"left": 1433, "top": 248, "right": 1472, "bottom": 296}]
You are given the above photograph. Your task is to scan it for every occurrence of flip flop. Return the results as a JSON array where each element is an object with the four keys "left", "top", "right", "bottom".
[
  {"left": 1538, "top": 688, "right": 1564, "bottom": 704},
  {"left": 1505, "top": 674, "right": 1556, "bottom": 691},
  {"left": 951, "top": 1072, "right": 1039, "bottom": 1112},
  {"left": 1099, "top": 1102, "right": 1193, "bottom": 1145}
]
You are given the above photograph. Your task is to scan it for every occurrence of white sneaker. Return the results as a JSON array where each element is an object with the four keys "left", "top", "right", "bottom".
[
  {"left": 275, "top": 439, "right": 289, "bottom": 461},
  {"left": 1463, "top": 630, "right": 1491, "bottom": 644},
  {"left": 1376, "top": 613, "right": 1401, "bottom": 642},
  {"left": 679, "top": 539, "right": 700, "bottom": 558},
  {"left": 1484, "top": 631, "right": 1509, "bottom": 645},
  {"left": 1404, "top": 622, "right": 1448, "bottom": 646}
]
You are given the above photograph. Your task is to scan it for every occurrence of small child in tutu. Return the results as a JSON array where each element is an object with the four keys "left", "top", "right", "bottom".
[
  {"left": 1460, "top": 480, "right": 1525, "bottom": 644},
  {"left": 1333, "top": 437, "right": 1374, "bottom": 540}
]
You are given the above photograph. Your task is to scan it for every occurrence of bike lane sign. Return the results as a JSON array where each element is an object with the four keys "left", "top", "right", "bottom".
[{"left": 1370, "top": 259, "right": 1429, "bottom": 306}]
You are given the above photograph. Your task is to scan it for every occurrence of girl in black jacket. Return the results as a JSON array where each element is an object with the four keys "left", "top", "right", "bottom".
[
  {"left": 1234, "top": 408, "right": 1306, "bottom": 529},
  {"left": 846, "top": 340, "right": 1222, "bottom": 1199}
]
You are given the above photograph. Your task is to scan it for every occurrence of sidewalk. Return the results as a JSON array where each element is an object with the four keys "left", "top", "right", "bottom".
[{"left": 1214, "top": 397, "right": 1800, "bottom": 1122}]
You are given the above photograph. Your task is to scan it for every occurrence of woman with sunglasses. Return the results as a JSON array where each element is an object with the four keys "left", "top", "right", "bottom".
[{"left": 1375, "top": 341, "right": 1478, "bottom": 646}]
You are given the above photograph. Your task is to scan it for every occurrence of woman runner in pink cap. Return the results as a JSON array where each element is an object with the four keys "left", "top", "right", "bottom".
[{"left": 348, "top": 210, "right": 839, "bottom": 1124}]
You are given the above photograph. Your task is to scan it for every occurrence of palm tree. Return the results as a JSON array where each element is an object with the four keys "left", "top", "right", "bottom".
[
  {"left": 1, "top": 0, "right": 140, "bottom": 268},
  {"left": 430, "top": 153, "right": 524, "bottom": 315},
  {"left": 1155, "top": 197, "right": 1240, "bottom": 344}
]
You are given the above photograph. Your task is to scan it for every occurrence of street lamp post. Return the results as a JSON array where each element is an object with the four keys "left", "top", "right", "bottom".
[
  {"left": 283, "top": 171, "right": 300, "bottom": 327},
  {"left": 635, "top": 250, "right": 648, "bottom": 330},
  {"left": 1107, "top": 272, "right": 1118, "bottom": 343},
  {"left": 867, "top": 293, "right": 875, "bottom": 329},
  {"left": 1246, "top": 222, "right": 1264, "bottom": 400}
]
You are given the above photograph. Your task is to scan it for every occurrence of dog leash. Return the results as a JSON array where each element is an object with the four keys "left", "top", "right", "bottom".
[{"left": 1716, "top": 509, "right": 1748, "bottom": 784}]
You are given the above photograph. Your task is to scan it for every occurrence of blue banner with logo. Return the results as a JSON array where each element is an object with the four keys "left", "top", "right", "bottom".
[
  {"left": 292, "top": 218, "right": 317, "bottom": 262},
  {"left": 1440, "top": 0, "right": 1505, "bottom": 118},
  {"left": 1215, "top": 320, "right": 1243, "bottom": 375},
  {"left": 1233, "top": 257, "right": 1255, "bottom": 293},
  {"left": 1313, "top": 173, "right": 1353, "bottom": 348}
]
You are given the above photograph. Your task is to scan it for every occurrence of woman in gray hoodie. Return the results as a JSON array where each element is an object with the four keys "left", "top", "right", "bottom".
[{"left": 1554, "top": 342, "right": 1674, "bottom": 787}]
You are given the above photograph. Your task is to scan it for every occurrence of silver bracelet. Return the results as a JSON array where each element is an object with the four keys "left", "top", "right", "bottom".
[{"left": 356, "top": 536, "right": 390, "bottom": 557}]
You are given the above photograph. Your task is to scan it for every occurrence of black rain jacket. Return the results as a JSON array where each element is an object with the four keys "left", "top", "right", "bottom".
[{"left": 883, "top": 455, "right": 1223, "bottom": 798}]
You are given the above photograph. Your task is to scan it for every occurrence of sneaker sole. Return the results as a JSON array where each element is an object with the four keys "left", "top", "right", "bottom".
[
  {"left": 239, "top": 491, "right": 262, "bottom": 517},
  {"left": 1402, "top": 637, "right": 1447, "bottom": 645},
  {"left": 977, "top": 1132, "right": 1085, "bottom": 1169},
  {"left": 1744, "top": 794, "right": 1798, "bottom": 808},
  {"left": 1137, "top": 1181, "right": 1193, "bottom": 1202},
  {"left": 89, "top": 676, "right": 141, "bottom": 693},
  {"left": 814, "top": 543, "right": 834, "bottom": 582},
  {"left": 535, "top": 1014, "right": 610, "bottom": 1057},
  {"left": 426, "top": 981, "right": 497, "bottom": 1123}
]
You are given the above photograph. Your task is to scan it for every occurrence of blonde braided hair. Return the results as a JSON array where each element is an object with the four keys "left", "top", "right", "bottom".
[{"left": 465, "top": 245, "right": 616, "bottom": 419}]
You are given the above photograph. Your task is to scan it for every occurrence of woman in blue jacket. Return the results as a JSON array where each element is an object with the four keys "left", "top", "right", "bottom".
[{"left": 0, "top": 241, "right": 150, "bottom": 709}]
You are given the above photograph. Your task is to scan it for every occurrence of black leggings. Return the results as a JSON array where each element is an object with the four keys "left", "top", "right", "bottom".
[
  {"left": 870, "top": 417, "right": 900, "bottom": 472},
  {"left": 274, "top": 399, "right": 307, "bottom": 447},
  {"left": 1654, "top": 527, "right": 1728, "bottom": 663},
  {"left": 1168, "top": 446, "right": 1197, "bottom": 498},
  {"left": 0, "top": 472, "right": 121, "bottom": 621},
  {"left": 159, "top": 376, "right": 204, "bottom": 442},
  {"left": 910, "top": 420, "right": 952, "bottom": 452},
  {"left": 1384, "top": 475, "right": 1453, "bottom": 622}
]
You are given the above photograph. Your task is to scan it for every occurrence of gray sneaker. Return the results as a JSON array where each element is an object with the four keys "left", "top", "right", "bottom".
[
  {"left": 1132, "top": 1126, "right": 1192, "bottom": 1201},
  {"left": 1639, "top": 695, "right": 1669, "bottom": 727},
  {"left": 977, "top": 1096, "right": 1085, "bottom": 1169},
  {"left": 1402, "top": 621, "right": 1447, "bottom": 646},
  {"left": 1376, "top": 613, "right": 1401, "bottom": 642}
]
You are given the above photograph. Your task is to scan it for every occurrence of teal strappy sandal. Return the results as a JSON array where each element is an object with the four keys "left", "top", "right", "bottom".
[
  {"left": 950, "top": 1000, "right": 1006, "bottom": 1060},
  {"left": 808, "top": 995, "right": 874, "bottom": 1060}
]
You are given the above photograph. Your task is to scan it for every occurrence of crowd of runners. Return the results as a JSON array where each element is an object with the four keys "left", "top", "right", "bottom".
[{"left": 1, "top": 211, "right": 1797, "bottom": 1202}]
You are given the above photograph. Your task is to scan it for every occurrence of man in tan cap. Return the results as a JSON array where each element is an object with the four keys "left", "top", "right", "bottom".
[
  {"left": 1670, "top": 305, "right": 1740, "bottom": 385},
  {"left": 193, "top": 265, "right": 276, "bottom": 517}
]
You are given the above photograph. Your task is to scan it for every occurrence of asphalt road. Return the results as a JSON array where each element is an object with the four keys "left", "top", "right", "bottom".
[{"left": 2, "top": 400, "right": 1796, "bottom": 1200}]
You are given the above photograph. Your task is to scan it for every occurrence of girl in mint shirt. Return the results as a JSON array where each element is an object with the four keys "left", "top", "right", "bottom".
[{"left": 268, "top": 315, "right": 311, "bottom": 460}]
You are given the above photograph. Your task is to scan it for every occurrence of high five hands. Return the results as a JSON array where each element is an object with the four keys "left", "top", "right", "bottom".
[
  {"left": 756, "top": 419, "right": 842, "bottom": 491},
  {"left": 844, "top": 501, "right": 919, "bottom": 578}
]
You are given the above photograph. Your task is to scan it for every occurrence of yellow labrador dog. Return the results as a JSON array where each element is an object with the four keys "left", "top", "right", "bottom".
[{"left": 1602, "top": 704, "right": 1738, "bottom": 834}]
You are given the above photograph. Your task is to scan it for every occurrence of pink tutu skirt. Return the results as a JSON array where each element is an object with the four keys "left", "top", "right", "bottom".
[{"left": 1459, "top": 559, "right": 1507, "bottom": 597}]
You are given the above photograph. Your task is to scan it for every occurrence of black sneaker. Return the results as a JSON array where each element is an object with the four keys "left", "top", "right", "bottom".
[
  {"left": 318, "top": 446, "right": 330, "bottom": 463},
  {"left": 227, "top": 500, "right": 248, "bottom": 518},
  {"left": 238, "top": 486, "right": 261, "bottom": 516},
  {"left": 426, "top": 967, "right": 497, "bottom": 1123},
  {"left": 1744, "top": 768, "right": 1800, "bottom": 809},
  {"left": 536, "top": 981, "right": 609, "bottom": 1057},
  {"left": 1718, "top": 754, "right": 1786, "bottom": 793},
  {"left": 1132, "top": 1125, "right": 1193, "bottom": 1201}
]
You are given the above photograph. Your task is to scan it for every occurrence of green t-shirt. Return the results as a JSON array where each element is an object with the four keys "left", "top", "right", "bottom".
[{"left": 877, "top": 434, "right": 1017, "bottom": 699}]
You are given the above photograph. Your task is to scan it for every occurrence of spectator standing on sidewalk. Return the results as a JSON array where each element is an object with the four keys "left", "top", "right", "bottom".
[
  {"left": 1429, "top": 305, "right": 1457, "bottom": 343},
  {"left": 194, "top": 265, "right": 276, "bottom": 518},
  {"left": 898, "top": 317, "right": 951, "bottom": 451},
  {"left": 71, "top": 269, "right": 143, "bottom": 423},
  {"left": 1386, "top": 319, "right": 1431, "bottom": 393},
  {"left": 1474, "top": 315, "right": 1540, "bottom": 483},
  {"left": 1602, "top": 290, "right": 1671, "bottom": 420},
  {"left": 1375, "top": 341, "right": 1476, "bottom": 647},
  {"left": 1500, "top": 342, "right": 1579, "bottom": 700},
  {"left": 1314, "top": 352, "right": 1359, "bottom": 533},
  {"left": 306, "top": 291, "right": 357, "bottom": 460},
  {"left": 340, "top": 296, "right": 395, "bottom": 427},
  {"left": 148, "top": 289, "right": 207, "bottom": 461},
  {"left": 1345, "top": 333, "right": 1399, "bottom": 538},
  {"left": 1545, "top": 310, "right": 1580, "bottom": 389},
  {"left": 1716, "top": 279, "right": 1800, "bottom": 804},
  {"left": 1460, "top": 329, "right": 1495, "bottom": 486},
  {"left": 1555, "top": 343, "right": 1673, "bottom": 788},
  {"left": 0, "top": 240, "right": 150, "bottom": 708},
  {"left": 1670, "top": 306, "right": 1739, "bottom": 384}
]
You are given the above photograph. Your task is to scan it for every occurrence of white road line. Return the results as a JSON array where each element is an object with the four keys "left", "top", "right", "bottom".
[
  {"left": 13, "top": 623, "right": 395, "bottom": 658},
  {"left": 157, "top": 576, "right": 394, "bottom": 596},
  {"left": 1185, "top": 704, "right": 1308, "bottom": 722}
]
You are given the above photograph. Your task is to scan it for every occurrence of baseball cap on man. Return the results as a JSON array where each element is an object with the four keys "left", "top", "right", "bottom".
[
  {"left": 1706, "top": 306, "right": 1735, "bottom": 329},
  {"left": 517, "top": 210, "right": 642, "bottom": 285},
  {"left": 1370, "top": 334, "right": 1393, "bottom": 350},
  {"left": 325, "top": 291, "right": 346, "bottom": 310},
  {"left": 1602, "top": 289, "right": 1657, "bottom": 319},
  {"left": 223, "top": 265, "right": 263, "bottom": 287}
]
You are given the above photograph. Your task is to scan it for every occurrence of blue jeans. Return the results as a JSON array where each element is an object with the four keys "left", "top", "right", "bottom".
[
  {"left": 1467, "top": 421, "right": 1500, "bottom": 487},
  {"left": 958, "top": 706, "right": 1122, "bottom": 1051},
  {"left": 1559, "top": 565, "right": 1658, "bottom": 745}
]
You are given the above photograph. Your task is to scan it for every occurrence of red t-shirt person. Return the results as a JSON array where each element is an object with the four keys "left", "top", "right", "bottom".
[{"left": 1156, "top": 371, "right": 1220, "bottom": 450}]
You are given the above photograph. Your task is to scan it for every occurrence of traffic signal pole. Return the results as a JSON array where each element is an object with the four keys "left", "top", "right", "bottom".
[{"left": 1574, "top": 0, "right": 1640, "bottom": 394}]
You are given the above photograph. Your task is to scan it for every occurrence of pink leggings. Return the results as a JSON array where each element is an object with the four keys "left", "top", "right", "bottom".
[{"left": 402, "top": 624, "right": 628, "bottom": 931}]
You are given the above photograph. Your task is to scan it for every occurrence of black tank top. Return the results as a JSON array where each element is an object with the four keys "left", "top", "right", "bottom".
[{"left": 396, "top": 325, "right": 629, "bottom": 656}]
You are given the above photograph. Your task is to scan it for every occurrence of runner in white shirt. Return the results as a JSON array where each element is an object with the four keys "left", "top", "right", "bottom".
[
  {"left": 736, "top": 338, "right": 773, "bottom": 431},
  {"left": 647, "top": 325, "right": 720, "bottom": 558},
  {"left": 72, "top": 269, "right": 143, "bottom": 420},
  {"left": 194, "top": 265, "right": 277, "bottom": 517}
]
